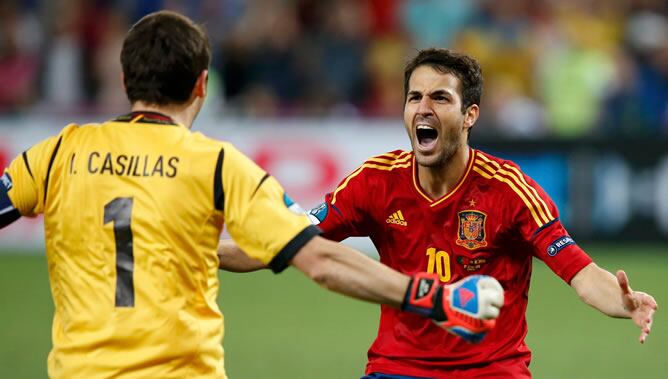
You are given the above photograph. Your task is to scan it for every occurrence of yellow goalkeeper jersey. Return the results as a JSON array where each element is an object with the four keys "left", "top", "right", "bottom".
[{"left": 5, "top": 112, "right": 318, "bottom": 379}]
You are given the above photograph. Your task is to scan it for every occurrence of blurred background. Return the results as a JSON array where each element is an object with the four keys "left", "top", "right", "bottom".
[
  {"left": 0, "top": 0, "right": 666, "bottom": 378},
  {"left": 0, "top": 0, "right": 666, "bottom": 134}
]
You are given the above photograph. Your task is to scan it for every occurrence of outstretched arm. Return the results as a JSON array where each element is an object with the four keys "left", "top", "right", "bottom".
[
  {"left": 571, "top": 262, "right": 658, "bottom": 343},
  {"left": 217, "top": 239, "right": 267, "bottom": 272},
  {"left": 218, "top": 236, "right": 407, "bottom": 302},
  {"left": 219, "top": 235, "right": 505, "bottom": 342},
  {"left": 290, "top": 236, "right": 408, "bottom": 306}
]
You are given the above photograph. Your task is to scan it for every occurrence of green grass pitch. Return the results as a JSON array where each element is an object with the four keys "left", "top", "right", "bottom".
[{"left": 0, "top": 245, "right": 666, "bottom": 379}]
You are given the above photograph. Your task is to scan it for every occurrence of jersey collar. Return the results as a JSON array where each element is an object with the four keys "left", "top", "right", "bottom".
[
  {"left": 113, "top": 111, "right": 178, "bottom": 126},
  {"left": 412, "top": 147, "right": 476, "bottom": 208}
]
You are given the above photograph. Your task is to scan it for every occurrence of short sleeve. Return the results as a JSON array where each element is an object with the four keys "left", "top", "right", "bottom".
[
  {"left": 221, "top": 144, "right": 320, "bottom": 273},
  {"left": 508, "top": 166, "right": 592, "bottom": 283},
  {"left": 5, "top": 134, "right": 65, "bottom": 216},
  {"left": 309, "top": 164, "right": 374, "bottom": 242}
]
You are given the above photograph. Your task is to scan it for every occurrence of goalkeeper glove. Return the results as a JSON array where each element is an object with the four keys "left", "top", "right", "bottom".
[{"left": 402, "top": 273, "right": 504, "bottom": 343}]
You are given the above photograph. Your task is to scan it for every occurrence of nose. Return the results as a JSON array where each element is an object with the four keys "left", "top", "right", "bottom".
[{"left": 416, "top": 96, "right": 434, "bottom": 117}]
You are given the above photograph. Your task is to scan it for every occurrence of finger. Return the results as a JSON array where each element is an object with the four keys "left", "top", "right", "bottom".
[
  {"left": 478, "top": 289, "right": 503, "bottom": 319},
  {"left": 479, "top": 277, "right": 505, "bottom": 303},
  {"left": 646, "top": 308, "right": 655, "bottom": 329},
  {"left": 485, "top": 305, "right": 500, "bottom": 319},
  {"left": 616, "top": 270, "right": 633, "bottom": 295},
  {"left": 483, "top": 288, "right": 505, "bottom": 309}
]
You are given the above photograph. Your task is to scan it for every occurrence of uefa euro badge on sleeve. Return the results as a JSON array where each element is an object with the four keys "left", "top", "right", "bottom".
[
  {"left": 283, "top": 193, "right": 307, "bottom": 215},
  {"left": 308, "top": 202, "right": 328, "bottom": 225}
]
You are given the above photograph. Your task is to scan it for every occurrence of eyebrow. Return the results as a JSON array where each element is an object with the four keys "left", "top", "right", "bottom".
[
  {"left": 430, "top": 89, "right": 452, "bottom": 97},
  {"left": 407, "top": 89, "right": 453, "bottom": 97}
]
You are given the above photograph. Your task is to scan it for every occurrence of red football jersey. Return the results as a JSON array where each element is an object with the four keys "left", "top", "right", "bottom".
[{"left": 310, "top": 149, "right": 593, "bottom": 378}]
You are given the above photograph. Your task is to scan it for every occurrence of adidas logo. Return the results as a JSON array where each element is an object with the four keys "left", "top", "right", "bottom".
[{"left": 386, "top": 210, "right": 407, "bottom": 226}]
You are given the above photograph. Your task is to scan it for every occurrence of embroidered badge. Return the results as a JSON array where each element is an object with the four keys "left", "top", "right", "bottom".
[
  {"left": 456, "top": 210, "right": 488, "bottom": 250},
  {"left": 456, "top": 255, "right": 488, "bottom": 272}
]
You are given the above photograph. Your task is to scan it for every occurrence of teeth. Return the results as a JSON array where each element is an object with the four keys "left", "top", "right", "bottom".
[{"left": 417, "top": 125, "right": 435, "bottom": 131}]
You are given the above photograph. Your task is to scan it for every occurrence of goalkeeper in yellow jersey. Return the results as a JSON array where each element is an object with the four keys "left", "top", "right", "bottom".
[{"left": 0, "top": 11, "right": 504, "bottom": 379}]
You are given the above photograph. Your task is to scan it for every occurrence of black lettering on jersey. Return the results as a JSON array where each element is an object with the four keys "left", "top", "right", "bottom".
[
  {"left": 86, "top": 153, "right": 178, "bottom": 178},
  {"left": 115, "top": 155, "right": 128, "bottom": 175},
  {"left": 151, "top": 156, "right": 164, "bottom": 177},
  {"left": 142, "top": 155, "right": 150, "bottom": 177},
  {"left": 68, "top": 153, "right": 76, "bottom": 175},
  {"left": 131, "top": 155, "right": 141, "bottom": 177},
  {"left": 88, "top": 152, "right": 101, "bottom": 174},
  {"left": 127, "top": 156, "right": 136, "bottom": 176},
  {"left": 100, "top": 153, "right": 114, "bottom": 175},
  {"left": 166, "top": 157, "right": 179, "bottom": 178}
]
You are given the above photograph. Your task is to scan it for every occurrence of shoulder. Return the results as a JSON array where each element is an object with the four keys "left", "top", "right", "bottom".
[
  {"left": 471, "top": 149, "right": 538, "bottom": 203},
  {"left": 358, "top": 149, "right": 413, "bottom": 174},
  {"left": 53, "top": 123, "right": 84, "bottom": 141},
  {"left": 339, "top": 149, "right": 413, "bottom": 184},
  {"left": 472, "top": 149, "right": 557, "bottom": 225},
  {"left": 473, "top": 150, "right": 518, "bottom": 169},
  {"left": 329, "top": 150, "right": 412, "bottom": 205},
  {"left": 471, "top": 149, "right": 528, "bottom": 183}
]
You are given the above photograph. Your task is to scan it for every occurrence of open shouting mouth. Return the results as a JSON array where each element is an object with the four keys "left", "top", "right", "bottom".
[{"left": 416, "top": 124, "right": 439, "bottom": 152}]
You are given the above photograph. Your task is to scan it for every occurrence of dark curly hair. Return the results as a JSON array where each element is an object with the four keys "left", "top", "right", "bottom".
[{"left": 404, "top": 48, "right": 483, "bottom": 113}]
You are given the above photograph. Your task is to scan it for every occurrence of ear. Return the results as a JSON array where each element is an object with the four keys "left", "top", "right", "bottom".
[
  {"left": 193, "top": 70, "right": 209, "bottom": 99},
  {"left": 120, "top": 72, "right": 126, "bottom": 92},
  {"left": 463, "top": 104, "right": 480, "bottom": 132}
]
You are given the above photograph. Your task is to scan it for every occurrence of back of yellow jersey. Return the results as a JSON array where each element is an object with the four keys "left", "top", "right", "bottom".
[{"left": 5, "top": 113, "right": 317, "bottom": 378}]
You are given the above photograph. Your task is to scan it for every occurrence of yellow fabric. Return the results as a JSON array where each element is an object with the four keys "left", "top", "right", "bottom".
[{"left": 6, "top": 119, "right": 312, "bottom": 378}]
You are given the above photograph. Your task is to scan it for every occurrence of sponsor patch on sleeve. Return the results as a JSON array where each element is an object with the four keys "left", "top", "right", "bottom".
[
  {"left": 307, "top": 202, "right": 328, "bottom": 225},
  {"left": 547, "top": 236, "right": 576, "bottom": 257}
]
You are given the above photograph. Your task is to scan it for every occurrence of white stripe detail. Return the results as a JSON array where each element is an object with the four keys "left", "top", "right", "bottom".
[{"left": 0, "top": 205, "right": 16, "bottom": 215}]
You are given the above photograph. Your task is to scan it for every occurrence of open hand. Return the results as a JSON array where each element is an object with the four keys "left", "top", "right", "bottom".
[{"left": 617, "top": 270, "right": 658, "bottom": 343}]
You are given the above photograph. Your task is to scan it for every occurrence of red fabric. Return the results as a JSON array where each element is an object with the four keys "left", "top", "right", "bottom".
[{"left": 316, "top": 149, "right": 592, "bottom": 378}]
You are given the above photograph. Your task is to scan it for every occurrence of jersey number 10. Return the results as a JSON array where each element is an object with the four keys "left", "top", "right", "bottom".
[
  {"left": 426, "top": 247, "right": 451, "bottom": 283},
  {"left": 104, "top": 197, "right": 135, "bottom": 307}
]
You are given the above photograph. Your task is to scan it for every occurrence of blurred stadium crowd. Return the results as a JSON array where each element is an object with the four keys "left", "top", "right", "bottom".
[{"left": 0, "top": 0, "right": 667, "bottom": 137}]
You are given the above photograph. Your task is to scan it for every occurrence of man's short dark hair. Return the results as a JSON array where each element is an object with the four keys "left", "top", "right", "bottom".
[
  {"left": 121, "top": 11, "right": 211, "bottom": 106},
  {"left": 404, "top": 48, "right": 483, "bottom": 113}
]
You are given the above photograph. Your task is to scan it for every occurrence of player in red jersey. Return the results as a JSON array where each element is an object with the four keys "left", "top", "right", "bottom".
[{"left": 217, "top": 49, "right": 657, "bottom": 378}]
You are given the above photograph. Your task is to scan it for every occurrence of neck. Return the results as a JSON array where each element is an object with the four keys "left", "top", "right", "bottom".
[
  {"left": 131, "top": 101, "right": 197, "bottom": 129},
  {"left": 417, "top": 145, "right": 470, "bottom": 199}
]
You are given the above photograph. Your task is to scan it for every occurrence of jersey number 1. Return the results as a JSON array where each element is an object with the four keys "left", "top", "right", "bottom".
[{"left": 104, "top": 197, "right": 135, "bottom": 307}]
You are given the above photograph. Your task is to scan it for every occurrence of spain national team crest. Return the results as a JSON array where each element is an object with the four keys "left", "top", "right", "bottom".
[{"left": 456, "top": 210, "right": 488, "bottom": 250}]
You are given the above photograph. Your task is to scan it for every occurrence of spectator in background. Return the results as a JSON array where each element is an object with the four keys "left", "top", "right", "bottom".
[
  {"left": 40, "top": 0, "right": 85, "bottom": 112},
  {"left": 453, "top": 0, "right": 547, "bottom": 136},
  {"left": 0, "top": 0, "right": 666, "bottom": 137},
  {"left": 0, "top": 1, "right": 40, "bottom": 113},
  {"left": 93, "top": 8, "right": 129, "bottom": 113},
  {"left": 537, "top": 1, "right": 618, "bottom": 137},
  {"left": 621, "top": 7, "right": 668, "bottom": 133},
  {"left": 402, "top": 0, "right": 475, "bottom": 49}
]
